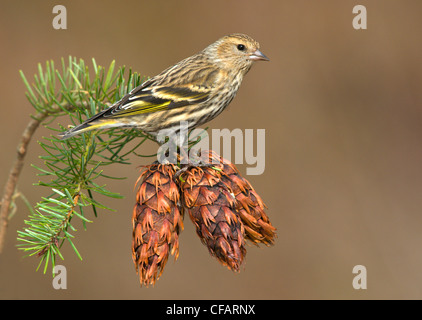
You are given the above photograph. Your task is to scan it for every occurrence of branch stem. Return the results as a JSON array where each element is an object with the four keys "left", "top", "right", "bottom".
[
  {"left": 0, "top": 99, "right": 86, "bottom": 253},
  {"left": 0, "top": 113, "right": 48, "bottom": 252}
]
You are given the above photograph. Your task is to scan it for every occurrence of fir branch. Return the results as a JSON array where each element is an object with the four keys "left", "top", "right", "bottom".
[{"left": 0, "top": 57, "right": 153, "bottom": 273}]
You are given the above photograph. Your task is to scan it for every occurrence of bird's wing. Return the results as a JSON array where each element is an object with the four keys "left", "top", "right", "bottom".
[{"left": 99, "top": 63, "right": 220, "bottom": 119}]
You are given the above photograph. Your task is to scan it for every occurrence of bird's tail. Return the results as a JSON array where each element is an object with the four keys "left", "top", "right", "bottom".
[
  {"left": 58, "top": 107, "right": 119, "bottom": 140},
  {"left": 59, "top": 121, "right": 105, "bottom": 140}
]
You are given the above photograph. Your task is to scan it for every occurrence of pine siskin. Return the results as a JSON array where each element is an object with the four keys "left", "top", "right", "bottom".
[{"left": 59, "top": 33, "right": 268, "bottom": 141}]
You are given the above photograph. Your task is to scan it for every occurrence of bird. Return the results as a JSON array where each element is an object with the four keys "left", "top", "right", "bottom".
[{"left": 59, "top": 33, "right": 269, "bottom": 142}]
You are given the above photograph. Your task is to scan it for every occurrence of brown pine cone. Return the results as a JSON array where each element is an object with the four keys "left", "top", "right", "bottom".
[
  {"left": 132, "top": 163, "right": 184, "bottom": 286},
  {"left": 201, "top": 150, "right": 276, "bottom": 246},
  {"left": 178, "top": 165, "right": 246, "bottom": 272}
]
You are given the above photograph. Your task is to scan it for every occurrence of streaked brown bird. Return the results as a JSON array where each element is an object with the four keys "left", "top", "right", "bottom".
[{"left": 59, "top": 33, "right": 269, "bottom": 141}]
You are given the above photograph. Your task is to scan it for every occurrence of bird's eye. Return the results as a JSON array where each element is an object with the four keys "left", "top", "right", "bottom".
[{"left": 237, "top": 44, "right": 246, "bottom": 51}]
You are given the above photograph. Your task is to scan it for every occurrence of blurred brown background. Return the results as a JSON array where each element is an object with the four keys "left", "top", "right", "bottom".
[{"left": 1, "top": 0, "right": 422, "bottom": 299}]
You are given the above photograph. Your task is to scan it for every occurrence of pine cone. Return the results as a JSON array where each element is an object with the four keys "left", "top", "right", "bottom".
[
  {"left": 178, "top": 164, "right": 247, "bottom": 272},
  {"left": 201, "top": 150, "right": 276, "bottom": 246},
  {"left": 132, "top": 163, "right": 183, "bottom": 286}
]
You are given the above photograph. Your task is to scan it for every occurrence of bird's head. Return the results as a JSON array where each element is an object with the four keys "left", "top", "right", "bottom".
[{"left": 205, "top": 33, "right": 269, "bottom": 74}]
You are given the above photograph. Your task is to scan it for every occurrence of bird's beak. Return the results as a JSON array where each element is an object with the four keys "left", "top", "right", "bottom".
[{"left": 249, "top": 49, "right": 270, "bottom": 61}]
